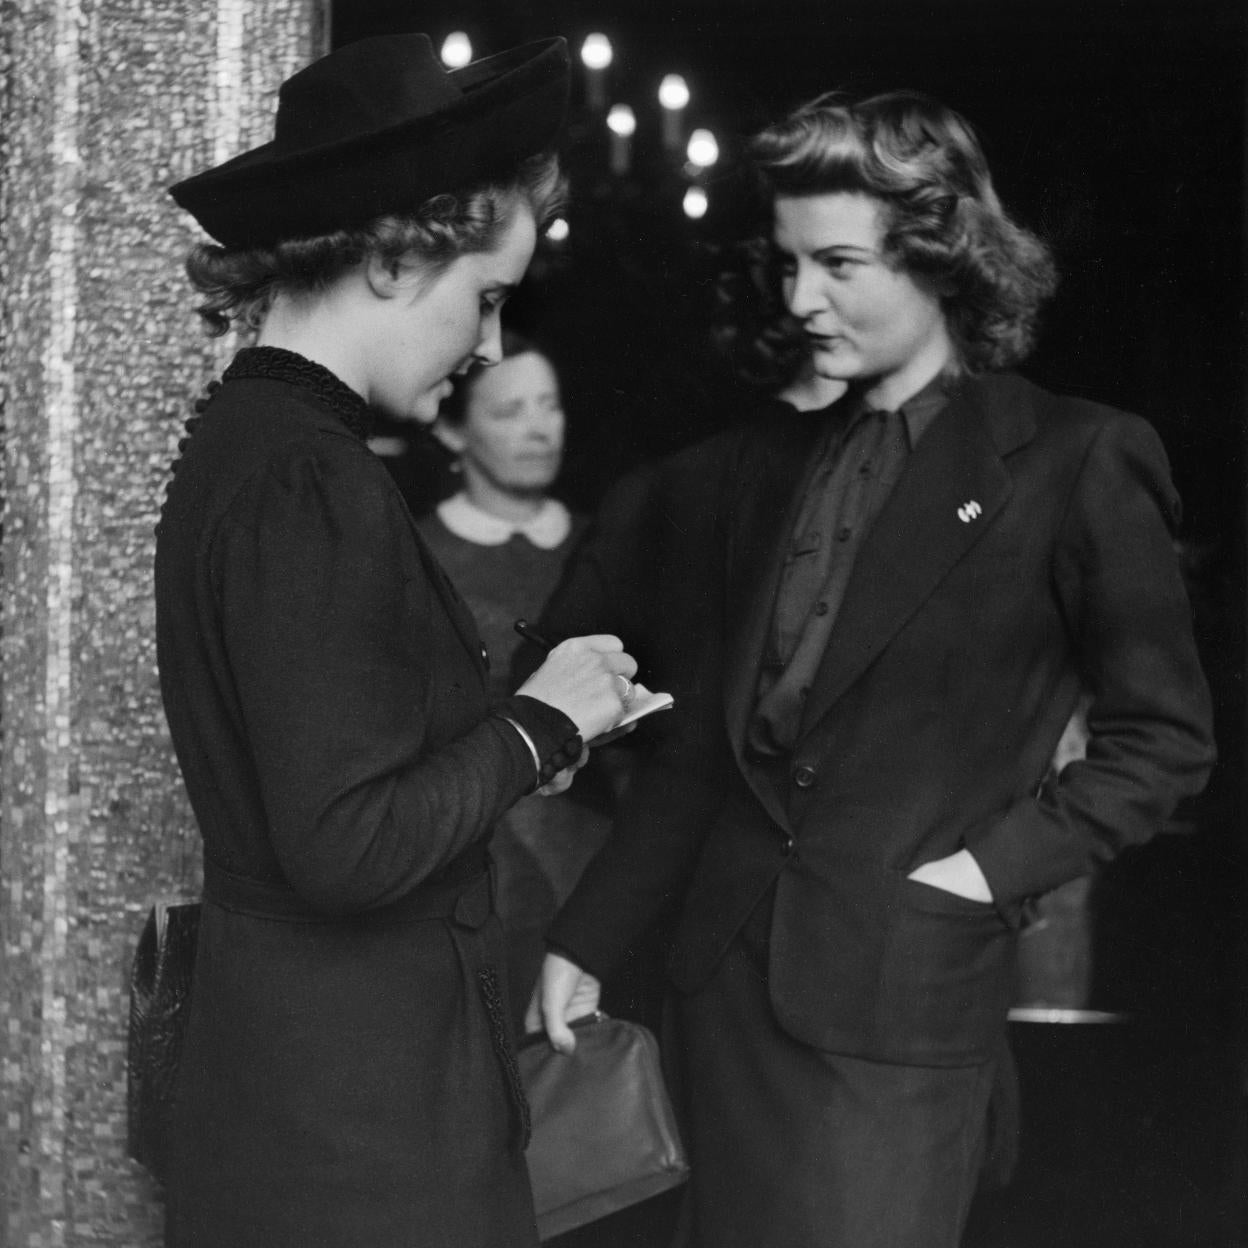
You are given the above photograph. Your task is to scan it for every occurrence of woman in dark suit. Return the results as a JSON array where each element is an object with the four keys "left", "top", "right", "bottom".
[
  {"left": 155, "top": 34, "right": 635, "bottom": 1248},
  {"left": 532, "top": 91, "right": 1215, "bottom": 1248}
]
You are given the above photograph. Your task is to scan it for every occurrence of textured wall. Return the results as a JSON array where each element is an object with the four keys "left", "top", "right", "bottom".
[{"left": 0, "top": 3, "right": 325, "bottom": 1243}]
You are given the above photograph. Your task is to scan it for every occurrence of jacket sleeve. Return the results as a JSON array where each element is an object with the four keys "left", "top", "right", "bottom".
[
  {"left": 211, "top": 437, "right": 580, "bottom": 915},
  {"left": 965, "top": 413, "right": 1216, "bottom": 909}
]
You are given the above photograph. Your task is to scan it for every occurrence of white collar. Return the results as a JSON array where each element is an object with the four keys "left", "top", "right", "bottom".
[{"left": 436, "top": 492, "right": 572, "bottom": 549}]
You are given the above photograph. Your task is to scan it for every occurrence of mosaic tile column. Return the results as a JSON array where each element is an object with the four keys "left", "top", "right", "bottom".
[{"left": 0, "top": 3, "right": 326, "bottom": 1243}]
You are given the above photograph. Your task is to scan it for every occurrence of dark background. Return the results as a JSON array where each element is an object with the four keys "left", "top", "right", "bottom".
[{"left": 337, "top": 3, "right": 1246, "bottom": 1244}]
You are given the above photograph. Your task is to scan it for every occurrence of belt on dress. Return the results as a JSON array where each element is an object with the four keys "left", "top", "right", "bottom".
[{"left": 202, "top": 850, "right": 494, "bottom": 929}]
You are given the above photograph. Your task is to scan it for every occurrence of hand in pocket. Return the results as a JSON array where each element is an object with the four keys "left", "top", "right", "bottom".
[{"left": 906, "top": 848, "right": 993, "bottom": 903}]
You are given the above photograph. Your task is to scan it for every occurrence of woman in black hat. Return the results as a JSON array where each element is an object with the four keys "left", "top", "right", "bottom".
[{"left": 156, "top": 34, "right": 632, "bottom": 1248}]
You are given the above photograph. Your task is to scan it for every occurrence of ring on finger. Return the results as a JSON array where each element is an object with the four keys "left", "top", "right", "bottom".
[{"left": 614, "top": 674, "right": 634, "bottom": 706}]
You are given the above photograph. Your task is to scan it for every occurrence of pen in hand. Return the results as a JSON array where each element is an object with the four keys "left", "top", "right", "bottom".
[
  {"left": 514, "top": 619, "right": 667, "bottom": 742},
  {"left": 514, "top": 619, "right": 555, "bottom": 652},
  {"left": 514, "top": 618, "right": 629, "bottom": 747}
]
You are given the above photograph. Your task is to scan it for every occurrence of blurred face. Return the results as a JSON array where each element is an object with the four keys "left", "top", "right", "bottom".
[
  {"left": 365, "top": 203, "right": 538, "bottom": 424},
  {"left": 774, "top": 191, "right": 953, "bottom": 408},
  {"left": 441, "top": 351, "right": 565, "bottom": 498}
]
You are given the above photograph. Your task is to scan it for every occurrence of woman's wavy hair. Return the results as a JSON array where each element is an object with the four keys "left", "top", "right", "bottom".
[
  {"left": 186, "top": 151, "right": 565, "bottom": 336},
  {"left": 746, "top": 91, "right": 1058, "bottom": 373}
]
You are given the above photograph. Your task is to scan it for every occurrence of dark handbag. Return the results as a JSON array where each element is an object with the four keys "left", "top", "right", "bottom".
[
  {"left": 518, "top": 1014, "right": 690, "bottom": 1240},
  {"left": 126, "top": 899, "right": 201, "bottom": 1181}
]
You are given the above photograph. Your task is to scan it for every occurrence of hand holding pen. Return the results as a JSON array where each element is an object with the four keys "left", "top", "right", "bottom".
[{"left": 512, "top": 619, "right": 638, "bottom": 743}]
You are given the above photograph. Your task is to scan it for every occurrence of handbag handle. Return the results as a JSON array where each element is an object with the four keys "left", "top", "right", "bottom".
[{"left": 516, "top": 1010, "right": 608, "bottom": 1051}]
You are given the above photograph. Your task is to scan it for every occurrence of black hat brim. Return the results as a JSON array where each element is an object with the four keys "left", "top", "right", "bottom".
[{"left": 170, "top": 37, "right": 569, "bottom": 248}]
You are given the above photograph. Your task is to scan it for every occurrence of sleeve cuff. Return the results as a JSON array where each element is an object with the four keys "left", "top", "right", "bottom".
[
  {"left": 544, "top": 937, "right": 607, "bottom": 983},
  {"left": 496, "top": 716, "right": 542, "bottom": 780},
  {"left": 492, "top": 695, "right": 583, "bottom": 792}
]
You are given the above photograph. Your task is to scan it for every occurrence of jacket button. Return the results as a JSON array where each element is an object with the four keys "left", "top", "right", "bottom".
[
  {"left": 793, "top": 765, "right": 816, "bottom": 789},
  {"left": 783, "top": 836, "right": 796, "bottom": 855}
]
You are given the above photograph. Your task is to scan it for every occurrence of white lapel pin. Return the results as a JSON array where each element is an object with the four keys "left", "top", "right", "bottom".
[{"left": 957, "top": 500, "right": 982, "bottom": 523}]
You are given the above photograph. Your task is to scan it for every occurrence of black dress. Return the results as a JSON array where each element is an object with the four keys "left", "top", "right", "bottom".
[{"left": 154, "top": 346, "right": 580, "bottom": 1248}]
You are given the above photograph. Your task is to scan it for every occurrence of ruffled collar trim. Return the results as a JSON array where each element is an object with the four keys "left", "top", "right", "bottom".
[
  {"left": 223, "top": 346, "right": 374, "bottom": 441},
  {"left": 436, "top": 492, "right": 571, "bottom": 549}
]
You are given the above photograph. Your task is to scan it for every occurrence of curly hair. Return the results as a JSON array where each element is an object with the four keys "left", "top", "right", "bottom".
[
  {"left": 746, "top": 91, "right": 1058, "bottom": 373},
  {"left": 185, "top": 151, "right": 565, "bottom": 336}
]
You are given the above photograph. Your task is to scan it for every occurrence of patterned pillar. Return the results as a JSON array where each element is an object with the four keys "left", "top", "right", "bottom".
[{"left": 0, "top": 3, "right": 325, "bottom": 1243}]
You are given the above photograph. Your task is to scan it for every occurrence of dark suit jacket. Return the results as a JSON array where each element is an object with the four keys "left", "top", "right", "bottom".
[{"left": 547, "top": 372, "right": 1215, "bottom": 1066}]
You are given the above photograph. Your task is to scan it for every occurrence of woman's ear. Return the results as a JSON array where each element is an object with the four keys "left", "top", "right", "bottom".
[
  {"left": 431, "top": 419, "right": 467, "bottom": 456},
  {"left": 364, "top": 253, "right": 409, "bottom": 299}
]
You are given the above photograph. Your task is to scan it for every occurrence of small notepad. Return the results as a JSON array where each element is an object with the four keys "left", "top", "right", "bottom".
[{"left": 614, "top": 682, "right": 675, "bottom": 730}]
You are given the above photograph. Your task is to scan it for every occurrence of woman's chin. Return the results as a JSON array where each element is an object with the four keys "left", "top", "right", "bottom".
[
  {"left": 811, "top": 355, "right": 857, "bottom": 383},
  {"left": 400, "top": 395, "right": 444, "bottom": 426}
]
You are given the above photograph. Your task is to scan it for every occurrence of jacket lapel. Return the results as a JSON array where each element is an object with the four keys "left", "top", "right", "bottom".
[{"left": 797, "top": 380, "right": 1028, "bottom": 737}]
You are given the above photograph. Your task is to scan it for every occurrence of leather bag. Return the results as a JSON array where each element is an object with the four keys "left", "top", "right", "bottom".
[
  {"left": 518, "top": 1015, "right": 690, "bottom": 1240},
  {"left": 126, "top": 899, "right": 201, "bottom": 1181}
]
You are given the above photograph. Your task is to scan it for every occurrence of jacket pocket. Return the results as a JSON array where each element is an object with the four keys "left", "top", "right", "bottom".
[{"left": 872, "top": 872, "right": 1014, "bottom": 1064}]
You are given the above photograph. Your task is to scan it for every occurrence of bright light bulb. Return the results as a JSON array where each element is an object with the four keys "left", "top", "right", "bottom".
[
  {"left": 581, "top": 33, "right": 613, "bottom": 70},
  {"left": 441, "top": 32, "right": 474, "bottom": 68},
  {"left": 682, "top": 186, "right": 708, "bottom": 219},
  {"left": 658, "top": 74, "right": 690, "bottom": 111},
  {"left": 546, "top": 217, "right": 571, "bottom": 243},
  {"left": 686, "top": 128, "right": 719, "bottom": 168},
  {"left": 440, "top": 32, "right": 472, "bottom": 68},
  {"left": 607, "top": 104, "right": 636, "bottom": 137}
]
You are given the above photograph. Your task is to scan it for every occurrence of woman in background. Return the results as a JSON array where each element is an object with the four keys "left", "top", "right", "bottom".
[
  {"left": 418, "top": 334, "right": 617, "bottom": 1023},
  {"left": 421, "top": 331, "right": 584, "bottom": 701},
  {"left": 157, "top": 34, "right": 635, "bottom": 1248}
]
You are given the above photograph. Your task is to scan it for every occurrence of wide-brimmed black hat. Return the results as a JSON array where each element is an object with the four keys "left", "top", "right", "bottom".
[{"left": 170, "top": 34, "right": 569, "bottom": 248}]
